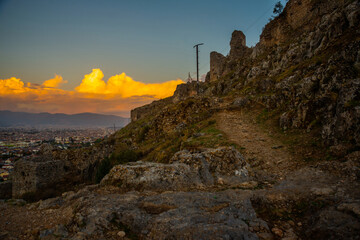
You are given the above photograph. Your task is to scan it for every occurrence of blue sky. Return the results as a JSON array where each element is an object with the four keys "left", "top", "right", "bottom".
[{"left": 0, "top": 0, "right": 287, "bottom": 89}]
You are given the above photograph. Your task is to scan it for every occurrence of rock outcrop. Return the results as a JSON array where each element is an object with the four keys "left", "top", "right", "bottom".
[
  {"left": 208, "top": 0, "right": 360, "bottom": 148},
  {"left": 101, "top": 147, "right": 249, "bottom": 191},
  {"left": 27, "top": 187, "right": 267, "bottom": 240}
]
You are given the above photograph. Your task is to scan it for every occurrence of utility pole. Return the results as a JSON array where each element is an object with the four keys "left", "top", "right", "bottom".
[{"left": 193, "top": 43, "right": 204, "bottom": 82}]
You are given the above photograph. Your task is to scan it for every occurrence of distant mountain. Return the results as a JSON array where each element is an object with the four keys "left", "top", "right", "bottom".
[{"left": 0, "top": 110, "right": 130, "bottom": 128}]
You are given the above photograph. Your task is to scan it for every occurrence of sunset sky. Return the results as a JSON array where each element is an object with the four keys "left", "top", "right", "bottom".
[{"left": 0, "top": 0, "right": 286, "bottom": 117}]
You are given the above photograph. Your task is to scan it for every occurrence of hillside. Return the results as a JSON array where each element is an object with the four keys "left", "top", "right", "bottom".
[
  {"left": 1, "top": 0, "right": 360, "bottom": 239},
  {"left": 0, "top": 110, "right": 130, "bottom": 128}
]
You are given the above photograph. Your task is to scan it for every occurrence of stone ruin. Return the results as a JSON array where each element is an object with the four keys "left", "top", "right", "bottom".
[
  {"left": 10, "top": 144, "right": 70, "bottom": 200},
  {"left": 12, "top": 154, "right": 66, "bottom": 199},
  {"left": 209, "top": 30, "right": 250, "bottom": 82}
]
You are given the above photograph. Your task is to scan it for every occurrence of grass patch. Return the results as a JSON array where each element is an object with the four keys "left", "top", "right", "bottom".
[
  {"left": 95, "top": 148, "right": 139, "bottom": 183},
  {"left": 275, "top": 65, "right": 297, "bottom": 82},
  {"left": 182, "top": 120, "right": 236, "bottom": 149}
]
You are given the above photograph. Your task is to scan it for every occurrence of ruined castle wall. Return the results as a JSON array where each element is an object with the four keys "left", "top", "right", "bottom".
[
  {"left": 130, "top": 97, "right": 173, "bottom": 122},
  {"left": 12, "top": 158, "right": 65, "bottom": 199}
]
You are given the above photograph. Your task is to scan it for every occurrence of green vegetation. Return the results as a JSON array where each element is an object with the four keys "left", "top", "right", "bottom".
[
  {"left": 95, "top": 157, "right": 112, "bottom": 183},
  {"left": 95, "top": 149, "right": 139, "bottom": 183},
  {"left": 103, "top": 97, "right": 239, "bottom": 165},
  {"left": 181, "top": 119, "right": 237, "bottom": 150},
  {"left": 136, "top": 125, "right": 150, "bottom": 143},
  {"left": 273, "top": 1, "right": 284, "bottom": 16},
  {"left": 256, "top": 108, "right": 282, "bottom": 124},
  {"left": 275, "top": 65, "right": 297, "bottom": 82}
]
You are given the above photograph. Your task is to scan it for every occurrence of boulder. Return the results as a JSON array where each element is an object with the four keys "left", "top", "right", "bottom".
[
  {"left": 64, "top": 190, "right": 267, "bottom": 239},
  {"left": 101, "top": 161, "right": 203, "bottom": 191},
  {"left": 102, "top": 147, "right": 249, "bottom": 191}
]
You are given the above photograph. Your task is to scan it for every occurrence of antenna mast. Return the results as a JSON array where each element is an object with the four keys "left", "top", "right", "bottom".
[{"left": 193, "top": 43, "right": 204, "bottom": 82}]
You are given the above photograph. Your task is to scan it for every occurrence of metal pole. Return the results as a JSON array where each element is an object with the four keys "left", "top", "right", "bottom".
[
  {"left": 196, "top": 45, "right": 199, "bottom": 82},
  {"left": 193, "top": 43, "right": 204, "bottom": 82}
]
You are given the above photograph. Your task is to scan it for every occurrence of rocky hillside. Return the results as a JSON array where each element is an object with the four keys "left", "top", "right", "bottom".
[
  {"left": 208, "top": 0, "right": 360, "bottom": 150},
  {"left": 1, "top": 0, "right": 360, "bottom": 239}
]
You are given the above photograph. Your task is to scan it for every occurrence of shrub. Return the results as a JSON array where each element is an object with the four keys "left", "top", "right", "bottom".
[
  {"left": 95, "top": 157, "right": 112, "bottom": 183},
  {"left": 110, "top": 149, "right": 139, "bottom": 165}
]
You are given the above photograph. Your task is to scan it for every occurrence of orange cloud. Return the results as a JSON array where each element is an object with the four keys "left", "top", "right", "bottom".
[
  {"left": 0, "top": 77, "right": 26, "bottom": 94},
  {"left": 42, "top": 75, "right": 67, "bottom": 88},
  {"left": 76, "top": 69, "right": 184, "bottom": 99},
  {"left": 0, "top": 69, "right": 184, "bottom": 117}
]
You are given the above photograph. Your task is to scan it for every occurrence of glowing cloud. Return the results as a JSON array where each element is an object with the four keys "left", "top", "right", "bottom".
[
  {"left": 0, "top": 77, "right": 26, "bottom": 94},
  {"left": 75, "top": 69, "right": 107, "bottom": 94},
  {"left": 76, "top": 69, "right": 184, "bottom": 99},
  {"left": 0, "top": 69, "right": 184, "bottom": 116},
  {"left": 42, "top": 75, "right": 67, "bottom": 88}
]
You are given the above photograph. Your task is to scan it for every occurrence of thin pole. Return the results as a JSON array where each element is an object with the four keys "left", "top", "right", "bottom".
[{"left": 193, "top": 43, "right": 204, "bottom": 82}]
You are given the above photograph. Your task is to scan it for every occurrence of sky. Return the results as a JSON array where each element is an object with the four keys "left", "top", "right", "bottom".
[{"left": 0, "top": 0, "right": 286, "bottom": 117}]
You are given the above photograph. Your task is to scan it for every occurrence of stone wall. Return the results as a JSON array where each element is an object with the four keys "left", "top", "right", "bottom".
[
  {"left": 130, "top": 82, "right": 210, "bottom": 122},
  {"left": 172, "top": 82, "right": 210, "bottom": 102},
  {"left": 130, "top": 97, "right": 173, "bottom": 122},
  {"left": 229, "top": 30, "right": 250, "bottom": 59},
  {"left": 210, "top": 51, "right": 226, "bottom": 82},
  {"left": 12, "top": 155, "right": 65, "bottom": 199},
  {"left": 209, "top": 30, "right": 250, "bottom": 82}
]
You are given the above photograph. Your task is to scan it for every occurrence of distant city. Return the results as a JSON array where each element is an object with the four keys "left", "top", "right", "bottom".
[{"left": 0, "top": 127, "right": 119, "bottom": 182}]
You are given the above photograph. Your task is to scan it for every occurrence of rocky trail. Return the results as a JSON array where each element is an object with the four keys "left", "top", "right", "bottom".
[
  {"left": 216, "top": 110, "right": 301, "bottom": 181},
  {"left": 215, "top": 110, "right": 360, "bottom": 239}
]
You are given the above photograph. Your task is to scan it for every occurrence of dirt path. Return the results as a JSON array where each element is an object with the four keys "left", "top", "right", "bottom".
[
  {"left": 216, "top": 110, "right": 302, "bottom": 181},
  {"left": 0, "top": 200, "right": 72, "bottom": 240}
]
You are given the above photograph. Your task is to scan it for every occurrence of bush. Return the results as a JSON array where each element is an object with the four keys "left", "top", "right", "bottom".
[
  {"left": 95, "top": 149, "right": 139, "bottom": 183},
  {"left": 136, "top": 125, "right": 150, "bottom": 143},
  {"left": 273, "top": 1, "right": 284, "bottom": 16},
  {"left": 95, "top": 157, "right": 112, "bottom": 183},
  {"left": 110, "top": 149, "right": 139, "bottom": 165}
]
